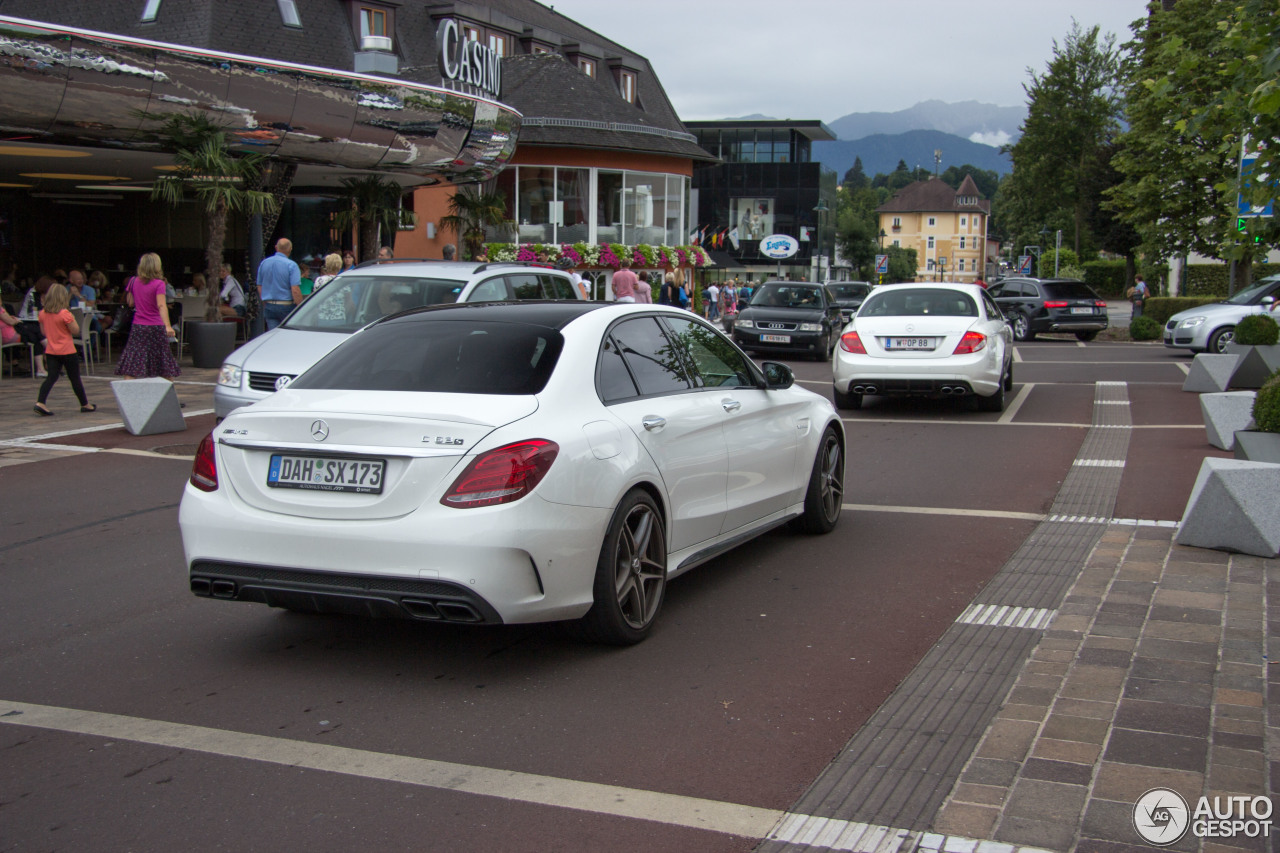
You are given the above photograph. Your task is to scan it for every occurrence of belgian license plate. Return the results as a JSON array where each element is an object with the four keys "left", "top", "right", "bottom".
[
  {"left": 1070, "top": 307, "right": 1093, "bottom": 315},
  {"left": 268, "top": 454, "right": 386, "bottom": 494},
  {"left": 761, "top": 334, "right": 791, "bottom": 343},
  {"left": 887, "top": 337, "right": 934, "bottom": 350}
]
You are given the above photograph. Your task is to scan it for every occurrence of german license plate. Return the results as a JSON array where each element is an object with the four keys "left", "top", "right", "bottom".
[
  {"left": 268, "top": 454, "right": 386, "bottom": 494},
  {"left": 887, "top": 337, "right": 934, "bottom": 350},
  {"left": 1070, "top": 307, "right": 1093, "bottom": 315},
  {"left": 761, "top": 334, "right": 791, "bottom": 343}
]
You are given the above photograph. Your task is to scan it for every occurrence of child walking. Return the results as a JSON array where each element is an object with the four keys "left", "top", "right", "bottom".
[{"left": 34, "top": 282, "right": 96, "bottom": 416}]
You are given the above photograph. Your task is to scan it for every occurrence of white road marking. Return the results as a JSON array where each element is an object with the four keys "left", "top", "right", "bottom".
[
  {"left": 0, "top": 699, "right": 784, "bottom": 839},
  {"left": 956, "top": 603, "right": 1056, "bottom": 631},
  {"left": 997, "top": 382, "right": 1034, "bottom": 424},
  {"left": 1073, "top": 459, "right": 1126, "bottom": 467},
  {"left": 842, "top": 504, "right": 1044, "bottom": 522}
]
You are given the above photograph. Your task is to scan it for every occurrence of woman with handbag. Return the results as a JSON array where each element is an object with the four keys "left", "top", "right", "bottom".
[{"left": 114, "top": 253, "right": 181, "bottom": 380}]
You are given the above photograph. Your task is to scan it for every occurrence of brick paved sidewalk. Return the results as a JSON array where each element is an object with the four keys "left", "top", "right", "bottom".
[{"left": 934, "top": 523, "right": 1276, "bottom": 852}]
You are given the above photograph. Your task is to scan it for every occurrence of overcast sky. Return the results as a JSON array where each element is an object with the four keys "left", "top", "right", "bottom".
[{"left": 544, "top": 0, "right": 1151, "bottom": 123}]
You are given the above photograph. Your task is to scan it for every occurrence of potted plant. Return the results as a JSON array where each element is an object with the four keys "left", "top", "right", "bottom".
[
  {"left": 1234, "top": 369, "right": 1280, "bottom": 462},
  {"left": 148, "top": 112, "right": 277, "bottom": 368}
]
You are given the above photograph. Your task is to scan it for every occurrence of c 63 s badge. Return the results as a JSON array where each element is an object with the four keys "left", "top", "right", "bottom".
[{"left": 423, "top": 436, "right": 465, "bottom": 445}]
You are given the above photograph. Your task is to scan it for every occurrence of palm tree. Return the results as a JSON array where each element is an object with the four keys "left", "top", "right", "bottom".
[
  {"left": 148, "top": 113, "right": 277, "bottom": 321},
  {"left": 331, "top": 176, "right": 418, "bottom": 262},
  {"left": 439, "top": 187, "right": 512, "bottom": 260}
]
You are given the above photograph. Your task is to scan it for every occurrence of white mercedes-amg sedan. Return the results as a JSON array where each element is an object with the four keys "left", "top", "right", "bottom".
[
  {"left": 832, "top": 282, "right": 1014, "bottom": 412},
  {"left": 180, "top": 301, "right": 845, "bottom": 644}
]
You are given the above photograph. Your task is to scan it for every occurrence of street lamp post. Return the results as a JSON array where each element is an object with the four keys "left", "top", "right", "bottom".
[
  {"left": 813, "top": 198, "right": 829, "bottom": 283},
  {"left": 1054, "top": 229, "right": 1062, "bottom": 277}
]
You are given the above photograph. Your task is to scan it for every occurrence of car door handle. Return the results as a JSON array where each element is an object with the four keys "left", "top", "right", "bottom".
[
  {"left": 642, "top": 415, "right": 666, "bottom": 431},
  {"left": 721, "top": 399, "right": 741, "bottom": 413}
]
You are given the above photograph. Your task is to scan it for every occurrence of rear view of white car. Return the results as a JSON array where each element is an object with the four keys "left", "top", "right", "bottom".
[{"left": 832, "top": 283, "right": 1013, "bottom": 412}]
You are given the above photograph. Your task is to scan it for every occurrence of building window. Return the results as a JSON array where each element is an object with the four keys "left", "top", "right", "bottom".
[
  {"left": 927, "top": 236, "right": 935, "bottom": 249},
  {"left": 277, "top": 0, "right": 302, "bottom": 27},
  {"left": 927, "top": 217, "right": 936, "bottom": 227},
  {"left": 533, "top": 45, "right": 551, "bottom": 54},
  {"left": 958, "top": 259, "right": 966, "bottom": 272},
  {"left": 360, "top": 7, "right": 386, "bottom": 37},
  {"left": 892, "top": 239, "right": 900, "bottom": 248},
  {"left": 619, "top": 70, "right": 636, "bottom": 104},
  {"left": 927, "top": 259, "right": 935, "bottom": 271},
  {"left": 578, "top": 57, "right": 596, "bottom": 78},
  {"left": 892, "top": 216, "right": 901, "bottom": 230},
  {"left": 141, "top": 0, "right": 162, "bottom": 21},
  {"left": 960, "top": 216, "right": 967, "bottom": 227},
  {"left": 960, "top": 236, "right": 966, "bottom": 249},
  {"left": 462, "top": 24, "right": 481, "bottom": 42},
  {"left": 489, "top": 33, "right": 508, "bottom": 56}
]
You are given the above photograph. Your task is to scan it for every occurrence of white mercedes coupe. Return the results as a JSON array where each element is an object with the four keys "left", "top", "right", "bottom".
[{"left": 181, "top": 302, "right": 845, "bottom": 644}]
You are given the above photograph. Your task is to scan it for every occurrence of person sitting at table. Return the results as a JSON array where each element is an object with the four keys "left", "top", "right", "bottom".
[
  {"left": 218, "top": 263, "right": 246, "bottom": 318},
  {"left": 187, "top": 272, "right": 207, "bottom": 296}
]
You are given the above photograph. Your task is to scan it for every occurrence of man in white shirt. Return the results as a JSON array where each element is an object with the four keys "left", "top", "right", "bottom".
[
  {"left": 705, "top": 282, "right": 721, "bottom": 321},
  {"left": 219, "top": 264, "right": 246, "bottom": 318}
]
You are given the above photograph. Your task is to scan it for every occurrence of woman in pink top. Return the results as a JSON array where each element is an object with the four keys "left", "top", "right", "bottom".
[
  {"left": 34, "top": 283, "right": 95, "bottom": 415},
  {"left": 115, "top": 252, "right": 180, "bottom": 380}
]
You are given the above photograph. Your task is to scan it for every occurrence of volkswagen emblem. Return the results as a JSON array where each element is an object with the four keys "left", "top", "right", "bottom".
[
  {"left": 274, "top": 375, "right": 293, "bottom": 391},
  {"left": 310, "top": 420, "right": 329, "bottom": 441}
]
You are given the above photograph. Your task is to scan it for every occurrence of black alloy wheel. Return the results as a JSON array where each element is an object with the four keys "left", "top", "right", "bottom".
[
  {"left": 1012, "top": 313, "right": 1036, "bottom": 342},
  {"left": 797, "top": 427, "right": 843, "bottom": 534},
  {"left": 574, "top": 490, "right": 667, "bottom": 645}
]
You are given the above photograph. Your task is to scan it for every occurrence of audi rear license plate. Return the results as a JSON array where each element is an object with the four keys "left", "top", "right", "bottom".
[
  {"left": 1070, "top": 307, "right": 1093, "bottom": 315},
  {"left": 761, "top": 334, "right": 791, "bottom": 343},
  {"left": 887, "top": 337, "right": 934, "bottom": 350},
  {"left": 268, "top": 454, "right": 386, "bottom": 494}
]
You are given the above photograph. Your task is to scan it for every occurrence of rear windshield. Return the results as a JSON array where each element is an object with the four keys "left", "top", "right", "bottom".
[
  {"left": 1042, "top": 281, "right": 1100, "bottom": 300},
  {"left": 749, "top": 284, "right": 824, "bottom": 308},
  {"left": 285, "top": 275, "right": 465, "bottom": 333},
  {"left": 827, "top": 284, "right": 871, "bottom": 301},
  {"left": 859, "top": 288, "right": 978, "bottom": 317},
  {"left": 289, "top": 318, "right": 564, "bottom": 395}
]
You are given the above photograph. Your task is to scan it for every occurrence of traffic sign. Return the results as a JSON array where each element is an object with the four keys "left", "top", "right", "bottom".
[
  {"left": 1017, "top": 255, "right": 1033, "bottom": 275},
  {"left": 875, "top": 254, "right": 888, "bottom": 274},
  {"left": 1238, "top": 135, "right": 1275, "bottom": 217}
]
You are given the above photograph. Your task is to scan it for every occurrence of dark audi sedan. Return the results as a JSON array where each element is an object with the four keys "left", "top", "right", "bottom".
[
  {"left": 988, "top": 277, "right": 1109, "bottom": 341},
  {"left": 732, "top": 281, "right": 844, "bottom": 360},
  {"left": 825, "top": 281, "right": 874, "bottom": 326}
]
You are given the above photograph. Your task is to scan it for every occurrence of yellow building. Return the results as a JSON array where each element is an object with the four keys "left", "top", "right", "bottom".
[{"left": 876, "top": 176, "right": 991, "bottom": 282}]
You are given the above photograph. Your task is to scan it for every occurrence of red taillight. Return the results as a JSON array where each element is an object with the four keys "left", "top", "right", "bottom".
[
  {"left": 441, "top": 440, "right": 559, "bottom": 509},
  {"left": 190, "top": 433, "right": 218, "bottom": 492},
  {"left": 953, "top": 331, "right": 987, "bottom": 354},
  {"left": 839, "top": 331, "right": 867, "bottom": 354},
  {"left": 1094, "top": 300, "right": 1107, "bottom": 308},
  {"left": 1043, "top": 300, "right": 1069, "bottom": 309}
]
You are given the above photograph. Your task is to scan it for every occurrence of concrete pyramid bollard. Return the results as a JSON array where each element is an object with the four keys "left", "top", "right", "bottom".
[
  {"left": 1176, "top": 457, "right": 1280, "bottom": 557},
  {"left": 1199, "top": 391, "right": 1256, "bottom": 450},
  {"left": 1182, "top": 353, "right": 1240, "bottom": 393},
  {"left": 111, "top": 377, "right": 186, "bottom": 436},
  {"left": 1227, "top": 345, "right": 1280, "bottom": 390}
]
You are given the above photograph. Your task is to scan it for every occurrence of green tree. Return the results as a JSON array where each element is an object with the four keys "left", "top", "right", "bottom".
[
  {"left": 332, "top": 176, "right": 417, "bottom": 263},
  {"left": 939, "top": 165, "right": 999, "bottom": 200},
  {"left": 885, "top": 245, "right": 918, "bottom": 283},
  {"left": 148, "top": 113, "right": 276, "bottom": 321},
  {"left": 1111, "top": 0, "right": 1279, "bottom": 286},
  {"left": 1002, "top": 22, "right": 1123, "bottom": 258},
  {"left": 439, "top": 187, "right": 513, "bottom": 260},
  {"left": 842, "top": 157, "right": 870, "bottom": 191}
]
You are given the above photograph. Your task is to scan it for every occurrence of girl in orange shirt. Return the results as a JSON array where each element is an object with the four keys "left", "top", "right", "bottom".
[{"left": 34, "top": 283, "right": 95, "bottom": 415}]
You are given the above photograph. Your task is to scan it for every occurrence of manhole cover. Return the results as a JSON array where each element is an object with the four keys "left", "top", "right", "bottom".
[{"left": 153, "top": 444, "right": 200, "bottom": 456}]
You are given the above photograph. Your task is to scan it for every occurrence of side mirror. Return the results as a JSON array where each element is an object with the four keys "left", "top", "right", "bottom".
[
  {"left": 1262, "top": 296, "right": 1275, "bottom": 307},
  {"left": 761, "top": 361, "right": 794, "bottom": 390}
]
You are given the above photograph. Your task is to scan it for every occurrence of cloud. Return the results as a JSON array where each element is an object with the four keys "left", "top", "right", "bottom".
[{"left": 969, "top": 130, "right": 1012, "bottom": 148}]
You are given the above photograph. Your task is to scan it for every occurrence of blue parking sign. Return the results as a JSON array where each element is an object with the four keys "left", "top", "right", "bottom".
[
  {"left": 1017, "top": 255, "right": 1033, "bottom": 275},
  {"left": 875, "top": 254, "right": 888, "bottom": 274}
]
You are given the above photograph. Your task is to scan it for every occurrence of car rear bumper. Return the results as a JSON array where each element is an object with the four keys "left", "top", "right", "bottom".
[
  {"left": 1035, "top": 317, "right": 1108, "bottom": 333},
  {"left": 834, "top": 355, "right": 1002, "bottom": 397}
]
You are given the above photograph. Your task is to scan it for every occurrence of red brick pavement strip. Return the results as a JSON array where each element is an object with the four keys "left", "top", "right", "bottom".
[{"left": 936, "top": 526, "right": 1278, "bottom": 852}]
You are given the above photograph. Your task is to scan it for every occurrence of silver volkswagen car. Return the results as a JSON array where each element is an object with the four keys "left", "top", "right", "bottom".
[{"left": 214, "top": 260, "right": 583, "bottom": 417}]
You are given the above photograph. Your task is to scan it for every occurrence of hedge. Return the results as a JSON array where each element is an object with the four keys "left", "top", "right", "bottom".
[
  {"left": 1081, "top": 260, "right": 1127, "bottom": 297},
  {"left": 1141, "top": 296, "right": 1222, "bottom": 326},
  {"left": 1182, "top": 263, "right": 1280, "bottom": 297}
]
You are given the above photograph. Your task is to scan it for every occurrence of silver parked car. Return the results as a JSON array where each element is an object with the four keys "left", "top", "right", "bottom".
[
  {"left": 214, "top": 260, "right": 583, "bottom": 417},
  {"left": 1163, "top": 276, "right": 1280, "bottom": 353}
]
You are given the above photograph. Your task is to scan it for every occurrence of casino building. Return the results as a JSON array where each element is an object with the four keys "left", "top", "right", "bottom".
[{"left": 0, "top": 1, "right": 709, "bottom": 293}]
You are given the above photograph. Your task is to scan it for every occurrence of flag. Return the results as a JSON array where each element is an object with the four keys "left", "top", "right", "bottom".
[
  {"left": 728, "top": 227, "right": 740, "bottom": 250},
  {"left": 689, "top": 227, "right": 699, "bottom": 245}
]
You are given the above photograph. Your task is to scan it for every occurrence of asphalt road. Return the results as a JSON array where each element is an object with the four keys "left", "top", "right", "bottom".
[{"left": 0, "top": 337, "right": 1216, "bottom": 852}]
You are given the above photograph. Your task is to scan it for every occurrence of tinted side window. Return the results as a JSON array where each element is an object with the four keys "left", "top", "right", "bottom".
[
  {"left": 981, "top": 292, "right": 1003, "bottom": 320},
  {"left": 991, "top": 282, "right": 1019, "bottom": 298},
  {"left": 597, "top": 335, "right": 639, "bottom": 403},
  {"left": 1044, "top": 282, "right": 1099, "bottom": 300},
  {"left": 609, "top": 317, "right": 692, "bottom": 396},
  {"left": 664, "top": 317, "right": 754, "bottom": 388},
  {"left": 509, "top": 274, "right": 542, "bottom": 300},
  {"left": 544, "top": 274, "right": 577, "bottom": 300},
  {"left": 467, "top": 277, "right": 509, "bottom": 302}
]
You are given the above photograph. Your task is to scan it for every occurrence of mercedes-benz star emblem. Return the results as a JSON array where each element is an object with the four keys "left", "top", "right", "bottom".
[
  {"left": 310, "top": 420, "right": 329, "bottom": 441},
  {"left": 906, "top": 323, "right": 915, "bottom": 334}
]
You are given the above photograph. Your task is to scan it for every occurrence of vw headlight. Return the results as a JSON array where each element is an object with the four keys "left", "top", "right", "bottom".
[
  {"left": 1177, "top": 316, "right": 1206, "bottom": 328},
  {"left": 798, "top": 323, "right": 822, "bottom": 332},
  {"left": 735, "top": 319, "right": 755, "bottom": 329},
  {"left": 217, "top": 364, "right": 243, "bottom": 387}
]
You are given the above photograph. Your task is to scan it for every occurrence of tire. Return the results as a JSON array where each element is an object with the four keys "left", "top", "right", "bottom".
[
  {"left": 573, "top": 490, "right": 667, "bottom": 645},
  {"left": 1012, "top": 313, "right": 1036, "bottom": 342},
  {"left": 812, "top": 334, "right": 831, "bottom": 361},
  {"left": 797, "top": 427, "right": 843, "bottom": 534},
  {"left": 1207, "top": 326, "right": 1234, "bottom": 354},
  {"left": 1003, "top": 360, "right": 1014, "bottom": 392},
  {"left": 1075, "top": 331, "right": 1098, "bottom": 342},
  {"left": 977, "top": 368, "right": 1006, "bottom": 412},
  {"left": 832, "top": 384, "right": 862, "bottom": 410}
]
